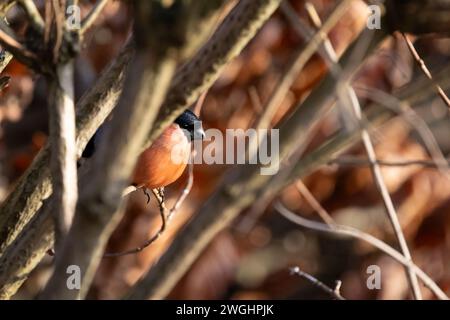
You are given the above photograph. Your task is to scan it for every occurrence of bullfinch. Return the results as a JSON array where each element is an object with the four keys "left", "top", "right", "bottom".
[{"left": 82, "top": 110, "right": 205, "bottom": 189}]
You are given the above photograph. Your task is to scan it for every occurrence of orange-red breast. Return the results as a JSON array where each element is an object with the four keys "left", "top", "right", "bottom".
[{"left": 82, "top": 110, "right": 204, "bottom": 189}]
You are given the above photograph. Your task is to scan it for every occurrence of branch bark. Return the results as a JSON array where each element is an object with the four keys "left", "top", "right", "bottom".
[{"left": 48, "top": 62, "right": 78, "bottom": 251}]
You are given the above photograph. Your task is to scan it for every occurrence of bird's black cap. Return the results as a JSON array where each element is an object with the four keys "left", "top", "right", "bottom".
[
  {"left": 175, "top": 109, "right": 199, "bottom": 127},
  {"left": 175, "top": 110, "right": 205, "bottom": 140}
]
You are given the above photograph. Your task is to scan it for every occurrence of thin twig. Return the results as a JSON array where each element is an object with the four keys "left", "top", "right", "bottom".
[
  {"left": 168, "top": 161, "right": 194, "bottom": 222},
  {"left": 105, "top": 161, "right": 194, "bottom": 257},
  {"left": 105, "top": 188, "right": 167, "bottom": 258},
  {"left": 295, "top": 180, "right": 334, "bottom": 226},
  {"left": 305, "top": 3, "right": 422, "bottom": 300},
  {"left": 192, "top": 91, "right": 207, "bottom": 117},
  {"left": 355, "top": 84, "right": 450, "bottom": 178},
  {"left": 290, "top": 266, "right": 346, "bottom": 300},
  {"left": 254, "top": 0, "right": 353, "bottom": 132},
  {"left": 50, "top": 0, "right": 65, "bottom": 63},
  {"left": 246, "top": 0, "right": 352, "bottom": 186},
  {"left": 275, "top": 202, "right": 448, "bottom": 300},
  {"left": 402, "top": 33, "right": 450, "bottom": 110},
  {"left": 80, "top": 0, "right": 109, "bottom": 35},
  {"left": 329, "top": 156, "right": 449, "bottom": 168}
]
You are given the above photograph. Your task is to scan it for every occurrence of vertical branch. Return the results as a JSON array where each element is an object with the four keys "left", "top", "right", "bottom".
[
  {"left": 48, "top": 61, "right": 77, "bottom": 250},
  {"left": 45, "top": 1, "right": 78, "bottom": 251}
]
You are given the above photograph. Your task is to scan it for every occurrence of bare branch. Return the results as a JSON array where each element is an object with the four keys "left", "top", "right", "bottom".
[
  {"left": 402, "top": 33, "right": 450, "bottom": 109},
  {"left": 40, "top": 1, "right": 77, "bottom": 253},
  {"left": 295, "top": 180, "right": 334, "bottom": 226},
  {"left": 47, "top": 62, "right": 77, "bottom": 251},
  {"left": 275, "top": 202, "right": 448, "bottom": 300},
  {"left": 104, "top": 189, "right": 167, "bottom": 258},
  {"left": 0, "top": 200, "right": 54, "bottom": 299},
  {"left": 0, "top": 49, "right": 12, "bottom": 90}
]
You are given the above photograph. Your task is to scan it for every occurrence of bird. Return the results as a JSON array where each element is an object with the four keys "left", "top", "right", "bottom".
[{"left": 82, "top": 109, "right": 205, "bottom": 190}]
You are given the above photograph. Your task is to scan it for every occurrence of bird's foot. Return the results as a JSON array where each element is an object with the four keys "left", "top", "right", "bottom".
[
  {"left": 156, "top": 187, "right": 165, "bottom": 202},
  {"left": 151, "top": 188, "right": 167, "bottom": 213},
  {"left": 143, "top": 188, "right": 151, "bottom": 204}
]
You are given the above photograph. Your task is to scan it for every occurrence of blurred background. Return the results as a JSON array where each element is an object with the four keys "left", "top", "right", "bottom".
[{"left": 1, "top": 0, "right": 450, "bottom": 299}]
